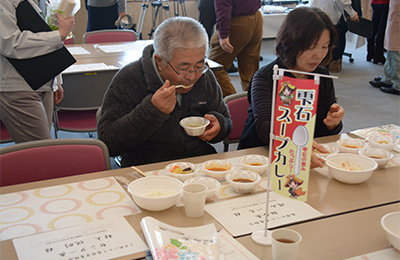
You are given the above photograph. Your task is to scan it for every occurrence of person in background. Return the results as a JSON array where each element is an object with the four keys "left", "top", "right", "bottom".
[
  {"left": 98, "top": 17, "right": 232, "bottom": 167},
  {"left": 369, "top": 0, "right": 399, "bottom": 95},
  {"left": 309, "top": 0, "right": 360, "bottom": 73},
  {"left": 86, "top": 0, "right": 127, "bottom": 32},
  {"left": 208, "top": 0, "right": 263, "bottom": 97},
  {"left": 0, "top": 0, "right": 74, "bottom": 143},
  {"left": 197, "top": 0, "right": 216, "bottom": 40},
  {"left": 238, "top": 7, "right": 345, "bottom": 169},
  {"left": 367, "top": 0, "right": 389, "bottom": 64},
  {"left": 197, "top": 0, "right": 238, "bottom": 73}
]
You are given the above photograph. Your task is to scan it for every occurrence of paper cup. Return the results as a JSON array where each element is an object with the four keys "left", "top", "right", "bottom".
[
  {"left": 271, "top": 229, "right": 302, "bottom": 260},
  {"left": 183, "top": 183, "right": 207, "bottom": 218}
]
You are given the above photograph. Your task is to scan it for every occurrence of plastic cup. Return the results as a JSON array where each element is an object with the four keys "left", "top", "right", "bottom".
[
  {"left": 183, "top": 183, "right": 207, "bottom": 218},
  {"left": 271, "top": 229, "right": 302, "bottom": 260}
]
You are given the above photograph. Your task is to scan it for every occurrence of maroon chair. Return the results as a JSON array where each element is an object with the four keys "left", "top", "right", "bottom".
[
  {"left": 83, "top": 29, "right": 136, "bottom": 44},
  {"left": 0, "top": 138, "right": 111, "bottom": 187},
  {"left": 63, "top": 34, "right": 75, "bottom": 45},
  {"left": 223, "top": 92, "right": 250, "bottom": 152},
  {"left": 0, "top": 119, "right": 13, "bottom": 144}
]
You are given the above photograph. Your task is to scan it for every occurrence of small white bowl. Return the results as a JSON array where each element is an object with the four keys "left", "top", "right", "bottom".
[
  {"left": 179, "top": 116, "right": 210, "bottom": 136},
  {"left": 225, "top": 170, "right": 261, "bottom": 194},
  {"left": 336, "top": 139, "right": 368, "bottom": 154},
  {"left": 358, "top": 148, "right": 393, "bottom": 169},
  {"left": 367, "top": 134, "right": 399, "bottom": 151},
  {"left": 326, "top": 153, "right": 378, "bottom": 184},
  {"left": 164, "top": 162, "right": 198, "bottom": 182},
  {"left": 184, "top": 177, "right": 221, "bottom": 201},
  {"left": 202, "top": 159, "right": 234, "bottom": 181},
  {"left": 239, "top": 155, "right": 269, "bottom": 175},
  {"left": 313, "top": 144, "right": 339, "bottom": 158},
  {"left": 128, "top": 176, "right": 183, "bottom": 211},
  {"left": 381, "top": 212, "right": 400, "bottom": 251}
]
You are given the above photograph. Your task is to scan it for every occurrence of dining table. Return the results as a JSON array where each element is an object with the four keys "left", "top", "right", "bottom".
[
  {"left": 65, "top": 40, "right": 224, "bottom": 72},
  {"left": 0, "top": 133, "right": 399, "bottom": 259}
]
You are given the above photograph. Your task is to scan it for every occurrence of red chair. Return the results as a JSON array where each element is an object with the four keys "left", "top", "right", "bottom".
[
  {"left": 54, "top": 69, "right": 118, "bottom": 138},
  {"left": 63, "top": 34, "right": 76, "bottom": 45},
  {"left": 0, "top": 138, "right": 111, "bottom": 187},
  {"left": 223, "top": 92, "right": 250, "bottom": 152},
  {"left": 0, "top": 120, "right": 13, "bottom": 144},
  {"left": 83, "top": 29, "right": 137, "bottom": 44}
]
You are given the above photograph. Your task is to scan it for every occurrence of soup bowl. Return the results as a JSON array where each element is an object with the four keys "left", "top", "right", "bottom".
[
  {"left": 325, "top": 153, "right": 377, "bottom": 184},
  {"left": 128, "top": 176, "right": 183, "bottom": 211}
]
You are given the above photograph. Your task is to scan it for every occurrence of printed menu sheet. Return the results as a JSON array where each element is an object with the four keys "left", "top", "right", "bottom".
[
  {"left": 205, "top": 192, "right": 323, "bottom": 237},
  {"left": 13, "top": 217, "right": 148, "bottom": 260},
  {"left": 0, "top": 177, "right": 141, "bottom": 241},
  {"left": 63, "top": 63, "right": 118, "bottom": 73},
  {"left": 217, "top": 229, "right": 259, "bottom": 260}
]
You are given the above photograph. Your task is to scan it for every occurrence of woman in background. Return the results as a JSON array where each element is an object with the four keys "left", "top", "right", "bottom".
[
  {"left": 86, "top": 0, "right": 127, "bottom": 32},
  {"left": 238, "top": 7, "right": 345, "bottom": 168}
]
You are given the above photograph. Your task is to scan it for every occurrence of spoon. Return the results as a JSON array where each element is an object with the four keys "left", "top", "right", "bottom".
[
  {"left": 292, "top": 125, "right": 309, "bottom": 175},
  {"left": 315, "top": 154, "right": 342, "bottom": 169},
  {"left": 175, "top": 84, "right": 194, "bottom": 89}
]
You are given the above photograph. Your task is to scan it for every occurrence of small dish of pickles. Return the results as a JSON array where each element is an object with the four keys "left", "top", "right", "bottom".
[{"left": 164, "top": 162, "right": 198, "bottom": 182}]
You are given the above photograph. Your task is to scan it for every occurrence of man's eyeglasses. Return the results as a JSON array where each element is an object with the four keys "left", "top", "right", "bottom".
[{"left": 163, "top": 57, "right": 209, "bottom": 77}]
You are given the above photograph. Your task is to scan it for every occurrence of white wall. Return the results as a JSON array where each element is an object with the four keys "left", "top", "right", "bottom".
[{"left": 73, "top": 0, "right": 200, "bottom": 43}]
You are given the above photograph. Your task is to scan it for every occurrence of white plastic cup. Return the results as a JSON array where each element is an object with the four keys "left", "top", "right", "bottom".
[
  {"left": 271, "top": 229, "right": 302, "bottom": 260},
  {"left": 183, "top": 183, "right": 207, "bottom": 218}
]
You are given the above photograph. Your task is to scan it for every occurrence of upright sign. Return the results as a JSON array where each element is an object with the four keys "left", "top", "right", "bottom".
[{"left": 270, "top": 75, "right": 319, "bottom": 201}]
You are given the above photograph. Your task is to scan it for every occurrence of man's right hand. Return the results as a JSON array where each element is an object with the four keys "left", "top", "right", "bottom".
[{"left": 151, "top": 80, "right": 177, "bottom": 114}]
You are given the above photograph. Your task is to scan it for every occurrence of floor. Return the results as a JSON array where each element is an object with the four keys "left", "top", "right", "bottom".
[{"left": 2, "top": 38, "right": 399, "bottom": 169}]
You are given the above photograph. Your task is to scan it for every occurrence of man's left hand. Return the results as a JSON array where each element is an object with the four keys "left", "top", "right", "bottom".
[
  {"left": 323, "top": 103, "right": 344, "bottom": 130},
  {"left": 219, "top": 37, "right": 234, "bottom": 54},
  {"left": 198, "top": 114, "right": 220, "bottom": 141}
]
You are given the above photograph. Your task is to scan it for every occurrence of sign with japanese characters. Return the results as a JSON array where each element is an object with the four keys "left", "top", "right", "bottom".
[
  {"left": 204, "top": 192, "right": 323, "bottom": 237},
  {"left": 12, "top": 217, "right": 148, "bottom": 260},
  {"left": 270, "top": 75, "right": 319, "bottom": 201}
]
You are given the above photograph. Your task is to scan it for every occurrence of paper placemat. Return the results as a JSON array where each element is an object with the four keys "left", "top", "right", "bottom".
[
  {"left": 145, "top": 156, "right": 270, "bottom": 202},
  {"left": 0, "top": 177, "right": 141, "bottom": 241},
  {"left": 344, "top": 247, "right": 400, "bottom": 260}
]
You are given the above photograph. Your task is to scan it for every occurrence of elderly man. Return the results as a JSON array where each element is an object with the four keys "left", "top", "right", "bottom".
[{"left": 98, "top": 17, "right": 232, "bottom": 167}]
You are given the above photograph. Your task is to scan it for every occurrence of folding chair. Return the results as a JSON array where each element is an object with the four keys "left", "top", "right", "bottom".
[
  {"left": 54, "top": 69, "right": 118, "bottom": 138},
  {"left": 83, "top": 29, "right": 137, "bottom": 44},
  {"left": 63, "top": 34, "right": 76, "bottom": 45},
  {"left": 223, "top": 92, "right": 250, "bottom": 152},
  {"left": 0, "top": 138, "right": 111, "bottom": 187},
  {"left": 0, "top": 120, "right": 13, "bottom": 144}
]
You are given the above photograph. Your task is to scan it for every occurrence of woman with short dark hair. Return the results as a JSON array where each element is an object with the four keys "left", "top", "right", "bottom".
[{"left": 238, "top": 7, "right": 345, "bottom": 169}]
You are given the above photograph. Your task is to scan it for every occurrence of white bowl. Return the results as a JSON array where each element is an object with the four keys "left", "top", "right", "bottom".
[
  {"left": 367, "top": 134, "right": 399, "bottom": 151},
  {"left": 358, "top": 148, "right": 393, "bottom": 169},
  {"left": 336, "top": 139, "right": 368, "bottom": 154},
  {"left": 164, "top": 162, "right": 198, "bottom": 182},
  {"left": 179, "top": 117, "right": 210, "bottom": 136},
  {"left": 128, "top": 176, "right": 183, "bottom": 211},
  {"left": 313, "top": 144, "right": 339, "bottom": 158},
  {"left": 202, "top": 159, "right": 234, "bottom": 181},
  {"left": 239, "top": 155, "right": 269, "bottom": 175},
  {"left": 225, "top": 170, "right": 261, "bottom": 194},
  {"left": 381, "top": 212, "right": 400, "bottom": 251},
  {"left": 326, "top": 153, "right": 377, "bottom": 184},
  {"left": 184, "top": 177, "right": 221, "bottom": 201}
]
